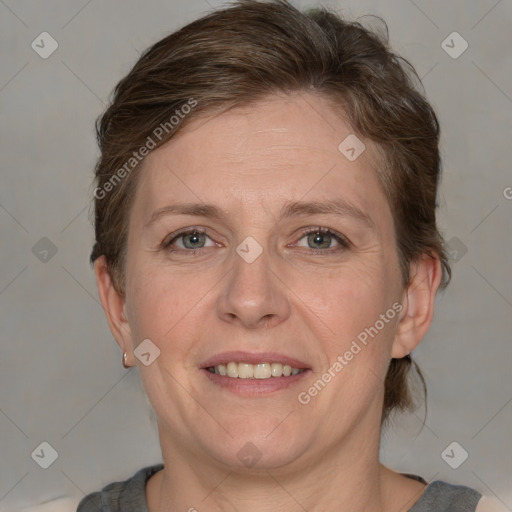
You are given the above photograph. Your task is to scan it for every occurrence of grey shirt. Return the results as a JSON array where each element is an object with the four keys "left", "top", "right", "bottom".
[{"left": 77, "top": 464, "right": 482, "bottom": 511}]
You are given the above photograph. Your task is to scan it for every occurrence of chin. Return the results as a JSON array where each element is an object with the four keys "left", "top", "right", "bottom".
[{"left": 202, "top": 427, "right": 309, "bottom": 472}]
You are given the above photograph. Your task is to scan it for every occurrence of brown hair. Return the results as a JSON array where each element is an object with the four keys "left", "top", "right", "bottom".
[{"left": 90, "top": 0, "right": 451, "bottom": 423}]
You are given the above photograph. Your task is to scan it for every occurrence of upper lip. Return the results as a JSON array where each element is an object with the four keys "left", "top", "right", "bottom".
[{"left": 201, "top": 351, "right": 310, "bottom": 369}]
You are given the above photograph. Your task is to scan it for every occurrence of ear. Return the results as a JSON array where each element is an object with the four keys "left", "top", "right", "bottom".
[
  {"left": 94, "top": 256, "right": 135, "bottom": 366},
  {"left": 392, "top": 253, "right": 443, "bottom": 359}
]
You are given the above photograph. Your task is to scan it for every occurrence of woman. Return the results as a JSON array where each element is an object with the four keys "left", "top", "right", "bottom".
[{"left": 78, "top": 1, "right": 500, "bottom": 510}]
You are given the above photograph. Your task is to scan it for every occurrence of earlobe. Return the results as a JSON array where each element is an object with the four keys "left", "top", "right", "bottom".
[
  {"left": 94, "top": 256, "right": 134, "bottom": 364},
  {"left": 391, "top": 253, "right": 442, "bottom": 359}
]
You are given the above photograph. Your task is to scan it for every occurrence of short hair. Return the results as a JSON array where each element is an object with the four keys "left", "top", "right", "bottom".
[{"left": 90, "top": 0, "right": 451, "bottom": 423}]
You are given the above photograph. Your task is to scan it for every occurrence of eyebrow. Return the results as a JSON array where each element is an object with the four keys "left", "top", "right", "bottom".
[{"left": 146, "top": 199, "right": 375, "bottom": 229}]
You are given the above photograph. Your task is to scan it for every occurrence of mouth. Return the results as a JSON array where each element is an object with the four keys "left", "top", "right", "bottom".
[
  {"left": 206, "top": 362, "right": 306, "bottom": 379},
  {"left": 200, "top": 351, "right": 310, "bottom": 395}
]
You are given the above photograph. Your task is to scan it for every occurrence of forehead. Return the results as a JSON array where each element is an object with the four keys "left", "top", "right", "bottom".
[{"left": 132, "top": 92, "right": 391, "bottom": 228}]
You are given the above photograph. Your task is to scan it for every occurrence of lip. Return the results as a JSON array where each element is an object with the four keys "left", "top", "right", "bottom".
[
  {"left": 200, "top": 351, "right": 311, "bottom": 396},
  {"left": 200, "top": 351, "right": 310, "bottom": 370},
  {"left": 202, "top": 368, "right": 310, "bottom": 395}
]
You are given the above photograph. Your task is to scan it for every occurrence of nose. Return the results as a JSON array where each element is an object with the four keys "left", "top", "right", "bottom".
[{"left": 216, "top": 243, "right": 291, "bottom": 329}]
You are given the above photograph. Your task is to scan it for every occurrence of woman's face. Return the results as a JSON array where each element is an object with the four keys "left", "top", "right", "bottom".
[{"left": 121, "top": 92, "right": 406, "bottom": 471}]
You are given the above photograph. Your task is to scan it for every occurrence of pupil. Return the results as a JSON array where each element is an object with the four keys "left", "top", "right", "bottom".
[
  {"left": 183, "top": 231, "right": 332, "bottom": 250},
  {"left": 185, "top": 232, "right": 204, "bottom": 248},
  {"left": 309, "top": 232, "right": 330, "bottom": 249}
]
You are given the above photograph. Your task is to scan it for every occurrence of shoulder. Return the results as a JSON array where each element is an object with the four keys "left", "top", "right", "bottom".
[
  {"left": 76, "top": 492, "right": 103, "bottom": 512},
  {"left": 17, "top": 498, "right": 80, "bottom": 511},
  {"left": 76, "top": 464, "right": 164, "bottom": 512},
  {"left": 410, "top": 480, "right": 482, "bottom": 511},
  {"left": 475, "top": 496, "right": 511, "bottom": 512}
]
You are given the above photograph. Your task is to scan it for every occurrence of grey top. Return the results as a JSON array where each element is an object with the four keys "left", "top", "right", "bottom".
[{"left": 77, "top": 464, "right": 482, "bottom": 511}]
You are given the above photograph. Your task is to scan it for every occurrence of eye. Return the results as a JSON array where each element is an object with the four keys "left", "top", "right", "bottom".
[
  {"left": 295, "top": 227, "right": 349, "bottom": 253},
  {"left": 163, "top": 228, "right": 217, "bottom": 251},
  {"left": 162, "top": 226, "right": 349, "bottom": 255}
]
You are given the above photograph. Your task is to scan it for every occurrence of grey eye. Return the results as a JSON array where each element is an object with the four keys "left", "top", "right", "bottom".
[
  {"left": 306, "top": 231, "right": 333, "bottom": 249},
  {"left": 180, "top": 231, "right": 208, "bottom": 249}
]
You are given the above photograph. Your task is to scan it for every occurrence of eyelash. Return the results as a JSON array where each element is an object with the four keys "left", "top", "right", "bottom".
[{"left": 162, "top": 226, "right": 350, "bottom": 256}]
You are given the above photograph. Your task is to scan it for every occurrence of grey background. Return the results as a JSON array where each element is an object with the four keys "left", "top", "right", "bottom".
[{"left": 0, "top": 0, "right": 511, "bottom": 510}]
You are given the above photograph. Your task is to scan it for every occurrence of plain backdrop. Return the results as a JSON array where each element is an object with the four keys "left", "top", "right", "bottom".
[{"left": 0, "top": 0, "right": 511, "bottom": 510}]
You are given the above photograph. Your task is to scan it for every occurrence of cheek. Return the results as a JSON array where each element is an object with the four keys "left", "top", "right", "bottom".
[
  {"left": 293, "top": 260, "right": 392, "bottom": 329},
  {"left": 308, "top": 268, "right": 399, "bottom": 408},
  {"left": 124, "top": 260, "right": 215, "bottom": 356},
  {"left": 290, "top": 261, "right": 400, "bottom": 385},
  {"left": 124, "top": 263, "right": 176, "bottom": 342}
]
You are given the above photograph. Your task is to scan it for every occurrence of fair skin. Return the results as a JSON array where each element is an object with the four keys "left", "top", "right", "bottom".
[{"left": 95, "top": 92, "right": 442, "bottom": 512}]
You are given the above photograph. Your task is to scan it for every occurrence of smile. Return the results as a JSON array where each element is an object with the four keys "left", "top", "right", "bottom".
[{"left": 207, "top": 362, "right": 305, "bottom": 379}]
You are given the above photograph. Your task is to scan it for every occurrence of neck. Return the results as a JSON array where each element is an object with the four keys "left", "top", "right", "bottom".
[{"left": 147, "top": 422, "right": 423, "bottom": 512}]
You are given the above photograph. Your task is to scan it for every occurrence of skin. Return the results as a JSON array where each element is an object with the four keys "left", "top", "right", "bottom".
[{"left": 95, "top": 92, "right": 442, "bottom": 512}]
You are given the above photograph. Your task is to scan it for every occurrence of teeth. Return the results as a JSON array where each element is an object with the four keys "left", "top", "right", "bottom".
[
  {"left": 271, "top": 363, "right": 283, "bottom": 377},
  {"left": 254, "top": 363, "right": 271, "bottom": 379},
  {"left": 238, "top": 363, "right": 254, "bottom": 379},
  {"left": 208, "top": 362, "right": 305, "bottom": 379},
  {"left": 227, "top": 362, "right": 238, "bottom": 378}
]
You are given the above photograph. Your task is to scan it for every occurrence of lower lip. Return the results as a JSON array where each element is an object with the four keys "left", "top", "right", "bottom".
[{"left": 201, "top": 368, "right": 310, "bottom": 395}]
